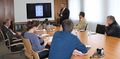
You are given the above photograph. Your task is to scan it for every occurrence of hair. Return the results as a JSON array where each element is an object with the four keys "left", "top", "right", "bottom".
[
  {"left": 62, "top": 19, "right": 74, "bottom": 32},
  {"left": 107, "top": 15, "right": 115, "bottom": 22},
  {"left": 27, "top": 20, "right": 39, "bottom": 31},
  {"left": 3, "top": 19, "right": 9, "bottom": 25},
  {"left": 62, "top": 3, "right": 66, "bottom": 7},
  {"left": 80, "top": 12, "right": 85, "bottom": 17}
]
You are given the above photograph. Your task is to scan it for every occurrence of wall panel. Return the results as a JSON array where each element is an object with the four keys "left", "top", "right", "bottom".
[
  {"left": 0, "top": 0, "right": 14, "bottom": 31},
  {"left": 54, "top": 0, "right": 68, "bottom": 24}
]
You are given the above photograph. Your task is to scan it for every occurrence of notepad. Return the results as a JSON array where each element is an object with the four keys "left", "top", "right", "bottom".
[
  {"left": 36, "top": 29, "right": 46, "bottom": 31},
  {"left": 46, "top": 37, "right": 53, "bottom": 42},
  {"left": 38, "top": 34, "right": 49, "bottom": 37},
  {"left": 86, "top": 45, "right": 91, "bottom": 50},
  {"left": 78, "top": 30, "right": 85, "bottom": 32}
]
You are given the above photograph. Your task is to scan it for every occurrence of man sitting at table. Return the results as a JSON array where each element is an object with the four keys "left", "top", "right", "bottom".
[
  {"left": 1, "top": 19, "right": 22, "bottom": 39},
  {"left": 49, "top": 19, "right": 88, "bottom": 59},
  {"left": 74, "top": 12, "right": 87, "bottom": 31},
  {"left": 1, "top": 19, "right": 22, "bottom": 46},
  {"left": 105, "top": 15, "right": 120, "bottom": 38}
]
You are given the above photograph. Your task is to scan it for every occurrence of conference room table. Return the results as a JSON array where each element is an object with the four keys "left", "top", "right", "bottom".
[{"left": 35, "top": 25, "right": 120, "bottom": 59}]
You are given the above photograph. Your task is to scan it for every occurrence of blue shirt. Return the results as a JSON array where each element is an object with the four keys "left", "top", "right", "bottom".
[
  {"left": 24, "top": 32, "right": 45, "bottom": 52},
  {"left": 49, "top": 31, "right": 87, "bottom": 59}
]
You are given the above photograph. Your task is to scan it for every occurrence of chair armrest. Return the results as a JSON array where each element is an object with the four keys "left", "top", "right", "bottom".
[
  {"left": 12, "top": 37, "right": 17, "bottom": 39},
  {"left": 12, "top": 39, "right": 22, "bottom": 42},
  {"left": 5, "top": 39, "right": 9, "bottom": 41},
  {"left": 36, "top": 48, "right": 49, "bottom": 53},
  {"left": 10, "top": 43, "right": 23, "bottom": 46},
  {"left": 23, "top": 48, "right": 33, "bottom": 56}
]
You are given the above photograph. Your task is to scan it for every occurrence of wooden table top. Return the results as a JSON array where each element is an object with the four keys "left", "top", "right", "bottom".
[{"left": 37, "top": 26, "right": 120, "bottom": 59}]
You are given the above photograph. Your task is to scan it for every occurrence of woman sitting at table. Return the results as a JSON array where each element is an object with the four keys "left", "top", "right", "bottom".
[{"left": 24, "top": 20, "right": 50, "bottom": 58}]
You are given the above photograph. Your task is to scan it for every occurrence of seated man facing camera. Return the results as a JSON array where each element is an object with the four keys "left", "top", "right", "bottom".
[
  {"left": 105, "top": 15, "right": 120, "bottom": 38},
  {"left": 49, "top": 19, "right": 87, "bottom": 59}
]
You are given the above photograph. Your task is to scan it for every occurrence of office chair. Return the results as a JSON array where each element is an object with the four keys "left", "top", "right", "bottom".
[
  {"left": 96, "top": 24, "right": 105, "bottom": 34},
  {"left": 2, "top": 31, "right": 24, "bottom": 59},
  {"left": 21, "top": 25, "right": 27, "bottom": 32},
  {"left": 21, "top": 36, "right": 49, "bottom": 59},
  {"left": 85, "top": 23, "right": 88, "bottom": 30},
  {"left": 0, "top": 29, "right": 9, "bottom": 46}
]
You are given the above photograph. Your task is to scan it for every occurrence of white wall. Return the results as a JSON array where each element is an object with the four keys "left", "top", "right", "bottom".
[
  {"left": 14, "top": 0, "right": 54, "bottom": 22},
  {"left": 68, "top": 0, "right": 120, "bottom": 32},
  {"left": 68, "top": 0, "right": 82, "bottom": 25}
]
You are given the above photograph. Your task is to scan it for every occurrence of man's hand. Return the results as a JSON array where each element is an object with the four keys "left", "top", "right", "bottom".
[
  {"left": 73, "top": 49, "right": 87, "bottom": 56},
  {"left": 43, "top": 39, "right": 48, "bottom": 46},
  {"left": 61, "top": 14, "right": 63, "bottom": 17},
  {"left": 17, "top": 32, "right": 22, "bottom": 36},
  {"left": 105, "top": 23, "right": 109, "bottom": 26},
  {"left": 57, "top": 13, "right": 60, "bottom": 16}
]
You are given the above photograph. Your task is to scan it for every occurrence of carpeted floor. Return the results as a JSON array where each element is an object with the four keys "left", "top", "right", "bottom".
[{"left": 0, "top": 40, "right": 28, "bottom": 59}]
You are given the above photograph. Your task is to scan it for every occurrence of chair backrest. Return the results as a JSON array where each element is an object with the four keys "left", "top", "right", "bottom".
[
  {"left": 21, "top": 36, "right": 33, "bottom": 54},
  {"left": 85, "top": 23, "right": 88, "bottom": 30},
  {"left": 21, "top": 36, "right": 40, "bottom": 59},
  {"left": 6, "top": 32, "right": 24, "bottom": 53},
  {"left": 0, "top": 29, "right": 9, "bottom": 46},
  {"left": 0, "top": 29, "right": 5, "bottom": 41},
  {"left": 96, "top": 24, "right": 105, "bottom": 34},
  {"left": 6, "top": 31, "right": 13, "bottom": 44},
  {"left": 9, "top": 21, "right": 13, "bottom": 30},
  {"left": 21, "top": 25, "right": 26, "bottom": 32}
]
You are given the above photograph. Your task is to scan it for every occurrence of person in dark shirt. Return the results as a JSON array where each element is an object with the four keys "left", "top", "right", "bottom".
[
  {"left": 58, "top": 3, "right": 70, "bottom": 24},
  {"left": 1, "top": 19, "right": 22, "bottom": 46},
  {"left": 1, "top": 19, "right": 22, "bottom": 39},
  {"left": 105, "top": 15, "right": 120, "bottom": 38},
  {"left": 49, "top": 19, "right": 87, "bottom": 59}
]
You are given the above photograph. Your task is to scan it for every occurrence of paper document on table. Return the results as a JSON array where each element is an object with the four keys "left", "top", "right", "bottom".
[
  {"left": 78, "top": 30, "right": 85, "bottom": 32},
  {"left": 39, "top": 34, "right": 49, "bottom": 37},
  {"left": 36, "top": 30, "right": 42, "bottom": 31},
  {"left": 86, "top": 45, "right": 91, "bottom": 50},
  {"left": 71, "top": 29, "right": 78, "bottom": 36},
  {"left": 91, "top": 32, "right": 97, "bottom": 35},
  {"left": 46, "top": 37, "right": 53, "bottom": 42}
]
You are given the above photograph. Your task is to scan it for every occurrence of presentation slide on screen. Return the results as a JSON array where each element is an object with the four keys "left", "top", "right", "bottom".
[{"left": 35, "top": 5, "right": 43, "bottom": 17}]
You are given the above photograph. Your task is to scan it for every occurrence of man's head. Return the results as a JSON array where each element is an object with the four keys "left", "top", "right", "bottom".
[
  {"left": 61, "top": 3, "right": 66, "bottom": 9},
  {"left": 3, "top": 19, "right": 11, "bottom": 27},
  {"left": 107, "top": 16, "right": 115, "bottom": 25},
  {"left": 79, "top": 12, "right": 85, "bottom": 19},
  {"left": 62, "top": 19, "right": 74, "bottom": 32}
]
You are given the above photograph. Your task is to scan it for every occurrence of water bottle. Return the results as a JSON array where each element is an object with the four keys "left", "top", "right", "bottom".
[
  {"left": 48, "top": 23, "right": 50, "bottom": 28},
  {"left": 43, "top": 23, "right": 46, "bottom": 29},
  {"left": 89, "top": 29, "right": 91, "bottom": 36},
  {"left": 60, "top": 25, "right": 62, "bottom": 31}
]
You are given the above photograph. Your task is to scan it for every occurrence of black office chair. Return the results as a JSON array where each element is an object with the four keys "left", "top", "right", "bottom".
[
  {"left": 2, "top": 31, "right": 24, "bottom": 59},
  {"left": 6, "top": 31, "right": 24, "bottom": 51},
  {"left": 0, "top": 29, "right": 9, "bottom": 46},
  {"left": 85, "top": 23, "right": 88, "bottom": 30},
  {"left": 9, "top": 21, "right": 13, "bottom": 30},
  {"left": 96, "top": 24, "right": 105, "bottom": 34}
]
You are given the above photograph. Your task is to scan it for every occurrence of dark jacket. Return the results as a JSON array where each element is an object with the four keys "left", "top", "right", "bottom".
[
  {"left": 1, "top": 26, "right": 21, "bottom": 41},
  {"left": 1, "top": 26, "right": 12, "bottom": 39},
  {"left": 59, "top": 8, "right": 70, "bottom": 24},
  {"left": 105, "top": 21, "right": 120, "bottom": 38}
]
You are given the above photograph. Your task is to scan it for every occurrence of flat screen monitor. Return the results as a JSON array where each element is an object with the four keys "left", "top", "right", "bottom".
[{"left": 26, "top": 3, "right": 52, "bottom": 19}]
